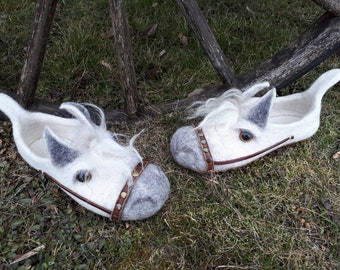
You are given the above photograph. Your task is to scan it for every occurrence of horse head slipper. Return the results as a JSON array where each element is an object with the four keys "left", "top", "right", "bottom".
[
  {"left": 171, "top": 69, "right": 340, "bottom": 173},
  {"left": 0, "top": 94, "right": 170, "bottom": 222}
]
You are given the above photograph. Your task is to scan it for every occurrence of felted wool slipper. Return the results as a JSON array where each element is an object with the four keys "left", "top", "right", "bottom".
[
  {"left": 0, "top": 94, "right": 170, "bottom": 222},
  {"left": 171, "top": 69, "right": 340, "bottom": 173}
]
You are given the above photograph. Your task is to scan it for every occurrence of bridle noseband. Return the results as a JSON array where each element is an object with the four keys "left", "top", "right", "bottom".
[
  {"left": 194, "top": 126, "right": 294, "bottom": 173},
  {"left": 42, "top": 158, "right": 151, "bottom": 222},
  {"left": 111, "top": 159, "right": 151, "bottom": 222}
]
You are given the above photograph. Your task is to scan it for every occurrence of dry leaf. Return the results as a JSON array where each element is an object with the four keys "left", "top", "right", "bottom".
[
  {"left": 178, "top": 32, "right": 188, "bottom": 46},
  {"left": 100, "top": 60, "right": 112, "bottom": 70},
  {"left": 304, "top": 222, "right": 311, "bottom": 228},
  {"left": 100, "top": 29, "right": 114, "bottom": 39},
  {"left": 246, "top": 6, "right": 256, "bottom": 14},
  {"left": 48, "top": 204, "right": 59, "bottom": 214},
  {"left": 159, "top": 49, "right": 166, "bottom": 58},
  {"left": 146, "top": 24, "right": 158, "bottom": 38},
  {"left": 10, "top": 245, "right": 45, "bottom": 265},
  {"left": 187, "top": 88, "right": 204, "bottom": 97},
  {"left": 332, "top": 151, "right": 340, "bottom": 159}
]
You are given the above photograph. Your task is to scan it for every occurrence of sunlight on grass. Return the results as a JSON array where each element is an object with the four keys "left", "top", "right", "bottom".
[{"left": 0, "top": 0, "right": 339, "bottom": 269}]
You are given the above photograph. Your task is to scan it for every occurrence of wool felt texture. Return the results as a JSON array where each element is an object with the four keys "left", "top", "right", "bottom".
[
  {"left": 171, "top": 69, "right": 340, "bottom": 173},
  {"left": 0, "top": 95, "right": 170, "bottom": 221}
]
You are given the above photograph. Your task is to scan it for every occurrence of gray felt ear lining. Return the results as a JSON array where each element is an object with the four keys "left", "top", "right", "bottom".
[
  {"left": 246, "top": 89, "right": 275, "bottom": 129},
  {"left": 44, "top": 127, "right": 79, "bottom": 167}
]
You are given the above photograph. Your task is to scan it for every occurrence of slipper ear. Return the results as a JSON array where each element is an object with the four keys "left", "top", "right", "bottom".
[
  {"left": 43, "top": 127, "right": 79, "bottom": 167},
  {"left": 246, "top": 88, "right": 276, "bottom": 129}
]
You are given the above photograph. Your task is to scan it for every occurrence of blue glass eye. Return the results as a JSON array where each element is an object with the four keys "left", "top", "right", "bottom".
[{"left": 239, "top": 130, "right": 253, "bottom": 142}]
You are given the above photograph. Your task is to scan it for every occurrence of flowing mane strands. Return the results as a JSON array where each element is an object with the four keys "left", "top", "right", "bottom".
[
  {"left": 187, "top": 89, "right": 243, "bottom": 129},
  {"left": 74, "top": 103, "right": 137, "bottom": 146},
  {"left": 0, "top": 93, "right": 170, "bottom": 221},
  {"left": 63, "top": 103, "right": 143, "bottom": 180},
  {"left": 188, "top": 89, "right": 242, "bottom": 119},
  {"left": 188, "top": 82, "right": 271, "bottom": 128},
  {"left": 81, "top": 103, "right": 107, "bottom": 130},
  {"left": 171, "top": 70, "right": 340, "bottom": 174}
]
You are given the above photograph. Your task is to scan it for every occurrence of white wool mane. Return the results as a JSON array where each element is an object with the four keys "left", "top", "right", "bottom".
[
  {"left": 89, "top": 104, "right": 142, "bottom": 158},
  {"left": 68, "top": 103, "right": 142, "bottom": 184},
  {"left": 188, "top": 82, "right": 270, "bottom": 128}
]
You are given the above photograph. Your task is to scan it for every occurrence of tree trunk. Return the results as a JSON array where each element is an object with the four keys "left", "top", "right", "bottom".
[
  {"left": 17, "top": 0, "right": 58, "bottom": 107},
  {"left": 240, "top": 12, "right": 340, "bottom": 90},
  {"left": 176, "top": 0, "right": 238, "bottom": 88},
  {"left": 312, "top": 0, "right": 340, "bottom": 16},
  {"left": 109, "top": 0, "right": 140, "bottom": 117}
]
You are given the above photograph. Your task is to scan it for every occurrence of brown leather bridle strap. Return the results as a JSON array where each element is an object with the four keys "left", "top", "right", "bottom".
[
  {"left": 194, "top": 125, "right": 294, "bottom": 173},
  {"left": 194, "top": 126, "right": 214, "bottom": 173},
  {"left": 111, "top": 158, "right": 151, "bottom": 222},
  {"left": 42, "top": 172, "right": 112, "bottom": 215},
  {"left": 41, "top": 158, "right": 150, "bottom": 222},
  {"left": 213, "top": 136, "right": 294, "bottom": 166}
]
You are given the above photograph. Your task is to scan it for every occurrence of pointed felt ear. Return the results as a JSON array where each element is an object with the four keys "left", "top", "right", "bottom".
[
  {"left": 43, "top": 127, "right": 79, "bottom": 167},
  {"left": 246, "top": 88, "right": 276, "bottom": 129}
]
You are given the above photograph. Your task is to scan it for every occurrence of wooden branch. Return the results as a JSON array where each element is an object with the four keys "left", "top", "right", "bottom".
[
  {"left": 17, "top": 0, "right": 58, "bottom": 108},
  {"left": 3, "top": 7, "right": 339, "bottom": 124},
  {"left": 0, "top": 90, "right": 129, "bottom": 123},
  {"left": 312, "top": 0, "right": 340, "bottom": 16},
  {"left": 176, "top": 0, "right": 238, "bottom": 88},
  {"left": 240, "top": 12, "right": 340, "bottom": 90},
  {"left": 108, "top": 0, "right": 140, "bottom": 117},
  {"left": 0, "top": 85, "right": 222, "bottom": 123}
]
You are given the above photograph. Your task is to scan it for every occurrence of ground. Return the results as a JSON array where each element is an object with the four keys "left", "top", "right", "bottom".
[{"left": 0, "top": 0, "right": 339, "bottom": 269}]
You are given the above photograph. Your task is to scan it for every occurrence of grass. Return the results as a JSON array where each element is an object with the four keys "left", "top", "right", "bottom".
[{"left": 0, "top": 0, "right": 339, "bottom": 269}]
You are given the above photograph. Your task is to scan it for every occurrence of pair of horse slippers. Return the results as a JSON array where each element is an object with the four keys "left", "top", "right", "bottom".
[{"left": 1, "top": 69, "right": 339, "bottom": 222}]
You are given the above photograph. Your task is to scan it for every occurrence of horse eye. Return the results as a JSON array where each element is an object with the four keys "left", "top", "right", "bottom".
[
  {"left": 75, "top": 170, "right": 92, "bottom": 182},
  {"left": 239, "top": 130, "right": 253, "bottom": 142}
]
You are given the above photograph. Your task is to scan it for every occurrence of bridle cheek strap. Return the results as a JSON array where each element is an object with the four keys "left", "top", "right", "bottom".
[
  {"left": 194, "top": 126, "right": 294, "bottom": 173},
  {"left": 111, "top": 159, "right": 151, "bottom": 222},
  {"left": 194, "top": 127, "right": 214, "bottom": 172},
  {"left": 42, "top": 158, "right": 151, "bottom": 223}
]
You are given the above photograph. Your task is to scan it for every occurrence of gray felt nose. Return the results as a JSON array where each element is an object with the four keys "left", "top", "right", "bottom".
[
  {"left": 170, "top": 125, "right": 206, "bottom": 173},
  {"left": 121, "top": 163, "right": 170, "bottom": 221}
]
